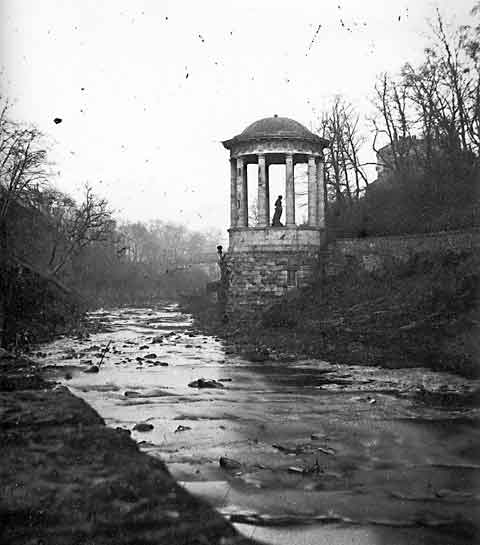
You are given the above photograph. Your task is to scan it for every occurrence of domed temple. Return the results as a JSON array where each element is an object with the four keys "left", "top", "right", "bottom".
[{"left": 221, "top": 115, "right": 329, "bottom": 316}]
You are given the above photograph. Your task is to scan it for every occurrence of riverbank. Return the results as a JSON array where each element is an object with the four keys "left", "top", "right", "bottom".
[
  {"left": 187, "top": 249, "right": 479, "bottom": 377},
  {"left": 0, "top": 351, "right": 258, "bottom": 545}
]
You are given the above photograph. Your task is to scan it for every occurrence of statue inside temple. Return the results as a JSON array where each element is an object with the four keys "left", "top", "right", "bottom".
[{"left": 271, "top": 195, "right": 283, "bottom": 227}]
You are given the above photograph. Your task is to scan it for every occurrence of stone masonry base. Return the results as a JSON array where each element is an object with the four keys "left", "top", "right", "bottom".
[{"left": 225, "top": 250, "right": 319, "bottom": 317}]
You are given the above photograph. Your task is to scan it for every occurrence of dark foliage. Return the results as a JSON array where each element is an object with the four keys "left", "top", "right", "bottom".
[
  {"left": 327, "top": 164, "right": 479, "bottom": 238},
  {"left": 1, "top": 263, "right": 86, "bottom": 348}
]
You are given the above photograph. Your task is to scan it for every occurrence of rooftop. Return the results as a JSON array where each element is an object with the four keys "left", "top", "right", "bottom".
[{"left": 223, "top": 115, "right": 328, "bottom": 148}]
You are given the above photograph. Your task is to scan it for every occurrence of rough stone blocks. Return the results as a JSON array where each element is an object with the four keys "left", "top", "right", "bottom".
[{"left": 225, "top": 249, "right": 319, "bottom": 318}]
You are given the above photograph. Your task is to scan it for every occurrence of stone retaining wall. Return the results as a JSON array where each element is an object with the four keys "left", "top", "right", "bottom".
[
  {"left": 224, "top": 229, "right": 479, "bottom": 317},
  {"left": 324, "top": 229, "right": 479, "bottom": 276}
]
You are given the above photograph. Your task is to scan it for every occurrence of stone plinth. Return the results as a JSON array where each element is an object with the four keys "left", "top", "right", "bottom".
[{"left": 225, "top": 249, "right": 320, "bottom": 318}]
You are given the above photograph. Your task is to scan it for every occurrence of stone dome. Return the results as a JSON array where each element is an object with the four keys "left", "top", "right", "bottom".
[
  {"left": 242, "top": 116, "right": 315, "bottom": 139},
  {"left": 223, "top": 115, "right": 328, "bottom": 148}
]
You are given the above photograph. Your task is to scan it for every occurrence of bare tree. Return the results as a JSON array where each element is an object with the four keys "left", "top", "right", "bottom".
[
  {"left": 0, "top": 101, "right": 49, "bottom": 249},
  {"left": 0, "top": 99, "right": 49, "bottom": 345},
  {"left": 317, "top": 96, "right": 369, "bottom": 205},
  {"left": 372, "top": 74, "right": 419, "bottom": 180},
  {"left": 373, "top": 8, "right": 480, "bottom": 181},
  {"left": 46, "top": 184, "right": 115, "bottom": 276}
]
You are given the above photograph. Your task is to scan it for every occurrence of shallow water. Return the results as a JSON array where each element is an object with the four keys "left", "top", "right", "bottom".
[{"left": 37, "top": 304, "right": 480, "bottom": 544}]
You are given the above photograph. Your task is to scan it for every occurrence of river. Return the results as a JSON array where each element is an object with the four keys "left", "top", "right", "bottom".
[{"left": 36, "top": 303, "right": 480, "bottom": 545}]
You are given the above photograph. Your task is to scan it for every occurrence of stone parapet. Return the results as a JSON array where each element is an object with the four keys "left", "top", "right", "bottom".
[
  {"left": 324, "top": 229, "right": 479, "bottom": 276},
  {"left": 229, "top": 226, "right": 325, "bottom": 252}
]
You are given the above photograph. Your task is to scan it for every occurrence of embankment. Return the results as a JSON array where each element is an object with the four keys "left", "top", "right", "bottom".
[
  {"left": 0, "top": 353, "right": 257, "bottom": 545},
  {"left": 1, "top": 259, "right": 87, "bottom": 349},
  {"left": 189, "top": 232, "right": 479, "bottom": 377}
]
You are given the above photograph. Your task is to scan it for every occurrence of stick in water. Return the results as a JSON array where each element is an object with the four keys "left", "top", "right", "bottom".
[{"left": 98, "top": 341, "right": 112, "bottom": 367}]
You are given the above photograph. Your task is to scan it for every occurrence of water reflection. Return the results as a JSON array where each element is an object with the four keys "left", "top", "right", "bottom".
[{"left": 37, "top": 305, "right": 480, "bottom": 545}]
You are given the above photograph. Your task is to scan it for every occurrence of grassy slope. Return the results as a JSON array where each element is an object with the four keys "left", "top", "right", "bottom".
[{"left": 192, "top": 250, "right": 479, "bottom": 377}]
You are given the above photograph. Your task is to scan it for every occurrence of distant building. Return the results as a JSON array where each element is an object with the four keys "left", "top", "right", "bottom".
[{"left": 375, "top": 136, "right": 427, "bottom": 183}]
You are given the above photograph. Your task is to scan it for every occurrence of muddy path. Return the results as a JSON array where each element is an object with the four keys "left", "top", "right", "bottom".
[{"left": 35, "top": 304, "right": 480, "bottom": 545}]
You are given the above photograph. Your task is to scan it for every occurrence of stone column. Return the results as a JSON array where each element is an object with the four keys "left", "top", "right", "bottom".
[
  {"left": 257, "top": 154, "right": 268, "bottom": 227},
  {"left": 316, "top": 157, "right": 325, "bottom": 228},
  {"left": 307, "top": 155, "right": 317, "bottom": 226},
  {"left": 285, "top": 153, "right": 295, "bottom": 226},
  {"left": 265, "top": 161, "right": 270, "bottom": 224},
  {"left": 237, "top": 157, "right": 248, "bottom": 227},
  {"left": 230, "top": 158, "right": 237, "bottom": 228}
]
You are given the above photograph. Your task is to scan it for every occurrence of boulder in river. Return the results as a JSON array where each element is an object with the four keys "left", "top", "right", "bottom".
[
  {"left": 151, "top": 336, "right": 164, "bottom": 344},
  {"left": 83, "top": 365, "right": 99, "bottom": 373},
  {"left": 188, "top": 378, "right": 225, "bottom": 389},
  {"left": 62, "top": 348, "right": 77, "bottom": 360},
  {"left": 287, "top": 466, "right": 305, "bottom": 474},
  {"left": 124, "top": 390, "right": 142, "bottom": 397},
  {"left": 174, "top": 425, "right": 191, "bottom": 433},
  {"left": 219, "top": 456, "right": 241, "bottom": 470},
  {"left": 244, "top": 348, "right": 269, "bottom": 362},
  {"left": 144, "top": 353, "right": 157, "bottom": 359},
  {"left": 133, "top": 422, "right": 154, "bottom": 432}
]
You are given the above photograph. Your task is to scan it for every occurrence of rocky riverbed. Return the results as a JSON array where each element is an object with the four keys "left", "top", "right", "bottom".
[
  {"left": 0, "top": 345, "right": 256, "bottom": 544},
  {"left": 13, "top": 303, "right": 479, "bottom": 545}
]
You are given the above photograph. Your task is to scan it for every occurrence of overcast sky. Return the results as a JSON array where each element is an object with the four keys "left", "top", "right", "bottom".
[{"left": 0, "top": 0, "right": 474, "bottom": 232}]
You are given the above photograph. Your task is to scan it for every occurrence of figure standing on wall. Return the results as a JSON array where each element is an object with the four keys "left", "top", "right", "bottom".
[
  {"left": 216, "top": 244, "right": 230, "bottom": 323},
  {"left": 271, "top": 195, "right": 283, "bottom": 227}
]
